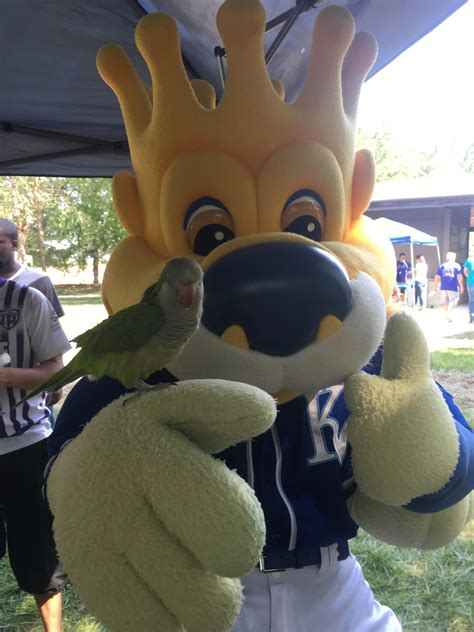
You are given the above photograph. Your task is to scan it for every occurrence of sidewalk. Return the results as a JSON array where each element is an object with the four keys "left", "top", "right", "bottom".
[{"left": 393, "top": 304, "right": 473, "bottom": 352}]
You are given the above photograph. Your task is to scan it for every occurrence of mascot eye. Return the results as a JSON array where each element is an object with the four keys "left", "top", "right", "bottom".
[
  {"left": 281, "top": 190, "right": 325, "bottom": 242},
  {"left": 184, "top": 197, "right": 235, "bottom": 256}
]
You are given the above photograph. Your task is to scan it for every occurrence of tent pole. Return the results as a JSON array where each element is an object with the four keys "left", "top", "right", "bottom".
[{"left": 410, "top": 242, "right": 415, "bottom": 309}]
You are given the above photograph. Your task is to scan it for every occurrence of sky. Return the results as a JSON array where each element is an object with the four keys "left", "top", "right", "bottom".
[{"left": 357, "top": 0, "right": 474, "bottom": 171}]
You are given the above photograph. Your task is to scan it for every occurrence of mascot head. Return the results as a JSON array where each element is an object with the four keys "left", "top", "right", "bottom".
[{"left": 98, "top": 0, "right": 395, "bottom": 399}]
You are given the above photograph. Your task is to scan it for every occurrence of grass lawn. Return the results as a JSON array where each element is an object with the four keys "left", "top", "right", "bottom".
[
  {"left": 431, "top": 348, "right": 473, "bottom": 374},
  {"left": 0, "top": 292, "right": 471, "bottom": 631},
  {"left": 1, "top": 528, "right": 472, "bottom": 631}
]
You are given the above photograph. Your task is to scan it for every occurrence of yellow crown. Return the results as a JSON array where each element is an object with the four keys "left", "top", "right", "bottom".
[{"left": 97, "top": 0, "right": 377, "bottom": 255}]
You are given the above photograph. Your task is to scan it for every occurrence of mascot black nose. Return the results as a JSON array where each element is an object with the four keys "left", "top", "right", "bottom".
[{"left": 202, "top": 242, "right": 352, "bottom": 356}]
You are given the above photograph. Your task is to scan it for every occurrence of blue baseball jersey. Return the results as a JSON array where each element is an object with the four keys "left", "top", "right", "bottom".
[
  {"left": 437, "top": 263, "right": 463, "bottom": 292},
  {"left": 396, "top": 260, "right": 411, "bottom": 284},
  {"left": 48, "top": 348, "right": 474, "bottom": 555}
]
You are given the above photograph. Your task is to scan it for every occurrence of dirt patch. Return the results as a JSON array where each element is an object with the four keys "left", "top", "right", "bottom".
[{"left": 433, "top": 370, "right": 474, "bottom": 425}]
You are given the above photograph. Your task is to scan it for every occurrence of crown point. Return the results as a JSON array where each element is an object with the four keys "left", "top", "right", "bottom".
[
  {"left": 297, "top": 5, "right": 356, "bottom": 112},
  {"left": 217, "top": 0, "right": 266, "bottom": 47},
  {"left": 97, "top": 44, "right": 151, "bottom": 128},
  {"left": 96, "top": 44, "right": 128, "bottom": 85},
  {"left": 342, "top": 32, "right": 378, "bottom": 119},
  {"left": 135, "top": 13, "right": 180, "bottom": 61},
  {"left": 312, "top": 5, "right": 356, "bottom": 57},
  {"left": 134, "top": 12, "right": 196, "bottom": 118}
]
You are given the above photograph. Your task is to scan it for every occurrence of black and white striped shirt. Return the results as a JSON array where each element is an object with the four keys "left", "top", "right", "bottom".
[{"left": 0, "top": 279, "right": 70, "bottom": 455}]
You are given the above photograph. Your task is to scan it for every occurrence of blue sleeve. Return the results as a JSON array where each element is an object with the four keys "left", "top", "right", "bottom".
[
  {"left": 405, "top": 383, "right": 474, "bottom": 513},
  {"left": 47, "top": 376, "right": 128, "bottom": 458}
]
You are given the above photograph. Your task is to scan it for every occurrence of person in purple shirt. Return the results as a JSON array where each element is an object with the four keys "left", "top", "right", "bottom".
[{"left": 435, "top": 252, "right": 464, "bottom": 322}]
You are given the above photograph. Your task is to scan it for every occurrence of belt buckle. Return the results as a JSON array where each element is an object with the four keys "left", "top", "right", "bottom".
[{"left": 259, "top": 555, "right": 286, "bottom": 573}]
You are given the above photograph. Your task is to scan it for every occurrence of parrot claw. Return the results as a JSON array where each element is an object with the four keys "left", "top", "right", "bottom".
[
  {"left": 135, "top": 379, "right": 178, "bottom": 392},
  {"left": 122, "top": 380, "right": 178, "bottom": 406}
]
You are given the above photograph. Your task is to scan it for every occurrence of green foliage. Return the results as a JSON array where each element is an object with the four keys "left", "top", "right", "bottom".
[
  {"left": 0, "top": 177, "right": 125, "bottom": 282},
  {"left": 352, "top": 529, "right": 474, "bottom": 632},
  {"left": 43, "top": 179, "right": 124, "bottom": 274},
  {"left": 462, "top": 143, "right": 474, "bottom": 174},
  {"left": 430, "top": 348, "right": 473, "bottom": 373},
  {"left": 356, "top": 127, "right": 437, "bottom": 182},
  {"left": 0, "top": 557, "right": 104, "bottom": 631},
  {"left": 1, "top": 530, "right": 471, "bottom": 631},
  {"left": 0, "top": 176, "right": 64, "bottom": 267}
]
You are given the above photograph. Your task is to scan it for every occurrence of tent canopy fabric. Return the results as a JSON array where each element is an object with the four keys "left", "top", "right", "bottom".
[
  {"left": 0, "top": 0, "right": 466, "bottom": 177},
  {"left": 373, "top": 218, "right": 438, "bottom": 246}
]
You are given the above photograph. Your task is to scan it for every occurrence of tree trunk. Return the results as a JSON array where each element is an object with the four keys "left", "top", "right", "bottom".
[
  {"left": 34, "top": 177, "right": 47, "bottom": 271},
  {"left": 16, "top": 230, "right": 28, "bottom": 263},
  {"left": 92, "top": 254, "right": 100, "bottom": 285}
]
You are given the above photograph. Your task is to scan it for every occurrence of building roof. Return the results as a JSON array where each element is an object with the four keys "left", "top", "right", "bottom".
[{"left": 370, "top": 173, "right": 474, "bottom": 210}]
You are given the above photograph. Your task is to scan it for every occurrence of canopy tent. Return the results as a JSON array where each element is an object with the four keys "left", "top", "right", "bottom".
[
  {"left": 0, "top": 0, "right": 466, "bottom": 177},
  {"left": 373, "top": 217, "right": 439, "bottom": 247},
  {"left": 374, "top": 216, "right": 440, "bottom": 267},
  {"left": 374, "top": 218, "right": 441, "bottom": 306}
]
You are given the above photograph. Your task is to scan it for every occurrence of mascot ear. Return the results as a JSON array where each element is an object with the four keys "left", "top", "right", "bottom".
[
  {"left": 112, "top": 171, "right": 144, "bottom": 236},
  {"left": 351, "top": 148, "right": 375, "bottom": 220}
]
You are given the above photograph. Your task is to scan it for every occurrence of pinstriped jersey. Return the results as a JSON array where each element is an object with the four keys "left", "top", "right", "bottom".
[
  {"left": 0, "top": 279, "right": 70, "bottom": 455},
  {"left": 8, "top": 264, "right": 65, "bottom": 317}
]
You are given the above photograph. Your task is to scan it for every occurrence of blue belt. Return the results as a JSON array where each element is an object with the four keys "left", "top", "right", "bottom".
[{"left": 258, "top": 541, "right": 350, "bottom": 573}]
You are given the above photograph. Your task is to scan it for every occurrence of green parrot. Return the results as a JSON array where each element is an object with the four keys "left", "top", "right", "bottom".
[{"left": 18, "top": 257, "right": 203, "bottom": 404}]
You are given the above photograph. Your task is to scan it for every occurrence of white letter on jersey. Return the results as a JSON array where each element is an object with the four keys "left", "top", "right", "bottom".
[{"left": 307, "top": 385, "right": 347, "bottom": 465}]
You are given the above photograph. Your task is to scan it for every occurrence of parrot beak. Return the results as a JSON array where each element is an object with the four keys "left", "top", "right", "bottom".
[{"left": 177, "top": 282, "right": 197, "bottom": 309}]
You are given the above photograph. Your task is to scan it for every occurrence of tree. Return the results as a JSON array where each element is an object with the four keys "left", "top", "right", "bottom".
[
  {"left": 356, "top": 127, "right": 437, "bottom": 182},
  {"left": 0, "top": 176, "right": 125, "bottom": 284},
  {"left": 0, "top": 176, "right": 64, "bottom": 267},
  {"left": 462, "top": 143, "right": 474, "bottom": 174},
  {"left": 45, "top": 178, "right": 125, "bottom": 284}
]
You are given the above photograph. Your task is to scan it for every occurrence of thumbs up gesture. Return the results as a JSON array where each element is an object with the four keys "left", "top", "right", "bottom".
[{"left": 344, "top": 312, "right": 459, "bottom": 507}]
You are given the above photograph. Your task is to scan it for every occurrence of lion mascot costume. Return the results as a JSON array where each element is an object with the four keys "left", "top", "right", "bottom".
[{"left": 46, "top": 2, "right": 473, "bottom": 631}]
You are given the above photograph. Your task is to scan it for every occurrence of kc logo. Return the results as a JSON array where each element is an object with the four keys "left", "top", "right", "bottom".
[{"left": 0, "top": 309, "right": 19, "bottom": 330}]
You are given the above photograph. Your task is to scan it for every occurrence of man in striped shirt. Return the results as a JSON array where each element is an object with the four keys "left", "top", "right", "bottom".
[{"left": 0, "top": 278, "right": 70, "bottom": 632}]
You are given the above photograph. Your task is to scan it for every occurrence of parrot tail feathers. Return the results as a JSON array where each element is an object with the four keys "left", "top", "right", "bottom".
[{"left": 16, "top": 366, "right": 84, "bottom": 408}]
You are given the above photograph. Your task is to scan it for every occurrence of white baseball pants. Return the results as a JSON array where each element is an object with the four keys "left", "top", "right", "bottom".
[{"left": 231, "top": 550, "right": 402, "bottom": 632}]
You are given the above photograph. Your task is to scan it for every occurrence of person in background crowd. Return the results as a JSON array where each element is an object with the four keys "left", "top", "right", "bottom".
[
  {"left": 414, "top": 254, "right": 428, "bottom": 310},
  {"left": 0, "top": 278, "right": 71, "bottom": 631},
  {"left": 0, "top": 219, "right": 65, "bottom": 413},
  {"left": 434, "top": 252, "right": 464, "bottom": 322},
  {"left": 463, "top": 253, "right": 474, "bottom": 324},
  {"left": 396, "top": 252, "right": 412, "bottom": 304},
  {"left": 0, "top": 219, "right": 64, "bottom": 318}
]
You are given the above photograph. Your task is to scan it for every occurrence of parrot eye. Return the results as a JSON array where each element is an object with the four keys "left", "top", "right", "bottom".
[
  {"left": 184, "top": 197, "right": 235, "bottom": 256},
  {"left": 281, "top": 190, "right": 325, "bottom": 242}
]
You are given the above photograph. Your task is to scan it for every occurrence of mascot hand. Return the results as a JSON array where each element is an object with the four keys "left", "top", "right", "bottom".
[
  {"left": 47, "top": 380, "right": 276, "bottom": 632},
  {"left": 345, "top": 312, "right": 459, "bottom": 506}
]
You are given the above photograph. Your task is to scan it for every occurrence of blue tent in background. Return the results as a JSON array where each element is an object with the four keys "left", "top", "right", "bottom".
[
  {"left": 374, "top": 216, "right": 440, "bottom": 270},
  {"left": 374, "top": 218, "right": 441, "bottom": 308},
  {"left": 373, "top": 217, "right": 439, "bottom": 247}
]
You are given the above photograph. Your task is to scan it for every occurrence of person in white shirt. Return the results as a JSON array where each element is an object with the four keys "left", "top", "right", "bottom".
[
  {"left": 0, "top": 278, "right": 70, "bottom": 632},
  {"left": 414, "top": 254, "right": 428, "bottom": 310}
]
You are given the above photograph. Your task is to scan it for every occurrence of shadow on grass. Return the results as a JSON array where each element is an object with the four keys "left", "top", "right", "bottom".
[
  {"left": 352, "top": 531, "right": 474, "bottom": 632},
  {"left": 59, "top": 296, "right": 103, "bottom": 307},
  {"left": 443, "top": 331, "right": 474, "bottom": 341},
  {"left": 430, "top": 348, "right": 473, "bottom": 373},
  {"left": 0, "top": 557, "right": 104, "bottom": 631}
]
